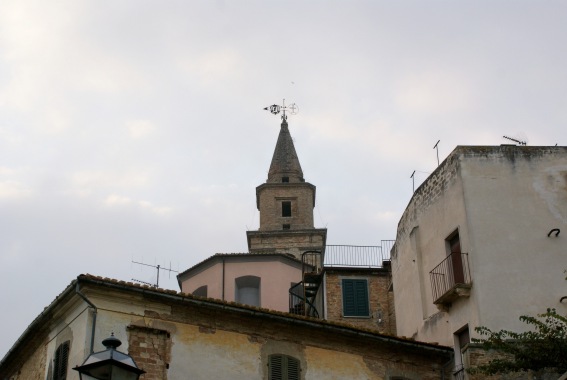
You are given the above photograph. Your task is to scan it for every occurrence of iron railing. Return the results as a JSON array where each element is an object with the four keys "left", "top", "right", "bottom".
[
  {"left": 324, "top": 240, "right": 394, "bottom": 268},
  {"left": 430, "top": 252, "right": 471, "bottom": 303}
]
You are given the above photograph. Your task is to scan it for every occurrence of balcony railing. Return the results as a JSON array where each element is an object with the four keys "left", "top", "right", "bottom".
[
  {"left": 324, "top": 240, "right": 394, "bottom": 268},
  {"left": 430, "top": 252, "right": 472, "bottom": 305}
]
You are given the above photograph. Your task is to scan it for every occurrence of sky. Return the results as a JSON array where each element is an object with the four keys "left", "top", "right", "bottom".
[{"left": 1, "top": 0, "right": 567, "bottom": 359}]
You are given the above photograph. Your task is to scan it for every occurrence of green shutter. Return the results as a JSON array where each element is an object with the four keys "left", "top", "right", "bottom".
[
  {"left": 269, "top": 354, "right": 300, "bottom": 380},
  {"left": 342, "top": 279, "right": 369, "bottom": 317}
]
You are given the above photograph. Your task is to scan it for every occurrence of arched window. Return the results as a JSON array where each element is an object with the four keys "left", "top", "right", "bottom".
[
  {"left": 53, "top": 341, "right": 70, "bottom": 380},
  {"left": 235, "top": 275, "right": 260, "bottom": 307},
  {"left": 192, "top": 285, "right": 208, "bottom": 297},
  {"left": 269, "top": 354, "right": 300, "bottom": 380}
]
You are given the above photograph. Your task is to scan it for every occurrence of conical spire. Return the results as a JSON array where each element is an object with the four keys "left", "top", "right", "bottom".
[{"left": 267, "top": 118, "right": 304, "bottom": 183}]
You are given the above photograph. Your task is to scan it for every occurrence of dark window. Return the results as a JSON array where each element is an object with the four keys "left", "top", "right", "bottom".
[
  {"left": 342, "top": 279, "right": 369, "bottom": 317},
  {"left": 53, "top": 341, "right": 70, "bottom": 380},
  {"left": 192, "top": 285, "right": 207, "bottom": 297},
  {"left": 283, "top": 224, "right": 290, "bottom": 230},
  {"left": 282, "top": 201, "right": 291, "bottom": 217},
  {"left": 269, "top": 354, "right": 300, "bottom": 380},
  {"left": 282, "top": 177, "right": 289, "bottom": 183}
]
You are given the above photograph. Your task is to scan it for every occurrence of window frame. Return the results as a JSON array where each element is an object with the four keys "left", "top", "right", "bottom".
[
  {"left": 235, "top": 275, "right": 261, "bottom": 307},
  {"left": 341, "top": 278, "right": 370, "bottom": 317}
]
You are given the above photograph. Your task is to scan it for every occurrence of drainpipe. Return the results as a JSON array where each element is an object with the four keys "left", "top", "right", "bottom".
[
  {"left": 222, "top": 258, "right": 225, "bottom": 301},
  {"left": 75, "top": 282, "right": 97, "bottom": 353}
]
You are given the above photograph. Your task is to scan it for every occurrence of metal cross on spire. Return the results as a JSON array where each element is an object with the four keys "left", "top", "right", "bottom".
[{"left": 263, "top": 99, "right": 299, "bottom": 121}]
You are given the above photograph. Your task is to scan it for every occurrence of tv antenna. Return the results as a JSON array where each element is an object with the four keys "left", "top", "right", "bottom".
[
  {"left": 503, "top": 135, "right": 527, "bottom": 146},
  {"left": 433, "top": 140, "right": 440, "bottom": 166},
  {"left": 131, "top": 260, "right": 179, "bottom": 288},
  {"left": 263, "top": 99, "right": 298, "bottom": 121},
  {"left": 410, "top": 171, "right": 416, "bottom": 193}
]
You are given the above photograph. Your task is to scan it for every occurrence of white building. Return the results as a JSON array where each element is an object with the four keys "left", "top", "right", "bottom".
[{"left": 391, "top": 145, "right": 567, "bottom": 376}]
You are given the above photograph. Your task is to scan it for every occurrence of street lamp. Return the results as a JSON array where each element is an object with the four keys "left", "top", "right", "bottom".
[{"left": 73, "top": 333, "right": 145, "bottom": 380}]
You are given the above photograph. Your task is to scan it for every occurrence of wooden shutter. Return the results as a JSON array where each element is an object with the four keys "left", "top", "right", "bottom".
[
  {"left": 53, "top": 341, "right": 70, "bottom": 380},
  {"left": 269, "top": 354, "right": 300, "bottom": 380},
  {"left": 342, "top": 279, "right": 369, "bottom": 317}
]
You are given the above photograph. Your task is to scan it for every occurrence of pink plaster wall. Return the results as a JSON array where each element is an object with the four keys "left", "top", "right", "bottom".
[{"left": 180, "top": 257, "right": 302, "bottom": 312}]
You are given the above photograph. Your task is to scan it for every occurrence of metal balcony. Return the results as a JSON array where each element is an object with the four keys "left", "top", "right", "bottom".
[
  {"left": 324, "top": 241, "right": 395, "bottom": 268},
  {"left": 430, "top": 252, "right": 472, "bottom": 306}
]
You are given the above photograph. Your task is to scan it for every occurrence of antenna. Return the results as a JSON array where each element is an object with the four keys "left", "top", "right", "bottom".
[
  {"left": 503, "top": 136, "right": 527, "bottom": 146},
  {"left": 131, "top": 260, "right": 179, "bottom": 288},
  {"left": 410, "top": 171, "right": 416, "bottom": 193},
  {"left": 433, "top": 140, "right": 440, "bottom": 166},
  {"left": 263, "top": 99, "right": 299, "bottom": 121}
]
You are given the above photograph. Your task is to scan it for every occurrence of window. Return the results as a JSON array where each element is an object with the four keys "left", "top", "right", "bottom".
[
  {"left": 282, "top": 201, "right": 292, "bottom": 217},
  {"left": 342, "top": 279, "right": 369, "bottom": 317},
  {"left": 192, "top": 285, "right": 207, "bottom": 297},
  {"left": 282, "top": 177, "right": 289, "bottom": 183},
  {"left": 53, "top": 341, "right": 70, "bottom": 380},
  {"left": 282, "top": 224, "right": 290, "bottom": 230},
  {"left": 235, "top": 275, "right": 260, "bottom": 307},
  {"left": 269, "top": 354, "right": 300, "bottom": 380}
]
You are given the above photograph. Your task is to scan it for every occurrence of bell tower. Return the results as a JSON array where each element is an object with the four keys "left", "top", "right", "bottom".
[{"left": 246, "top": 113, "right": 327, "bottom": 260}]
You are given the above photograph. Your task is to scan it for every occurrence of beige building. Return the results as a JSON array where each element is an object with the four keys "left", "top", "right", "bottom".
[
  {"left": 391, "top": 145, "right": 567, "bottom": 377},
  {"left": 0, "top": 274, "right": 453, "bottom": 379}
]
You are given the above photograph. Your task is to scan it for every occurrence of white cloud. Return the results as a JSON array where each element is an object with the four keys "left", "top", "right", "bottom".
[
  {"left": 127, "top": 120, "right": 156, "bottom": 139},
  {"left": 104, "top": 194, "right": 132, "bottom": 205},
  {"left": 394, "top": 70, "right": 474, "bottom": 115},
  {"left": 0, "top": 180, "right": 32, "bottom": 199}
]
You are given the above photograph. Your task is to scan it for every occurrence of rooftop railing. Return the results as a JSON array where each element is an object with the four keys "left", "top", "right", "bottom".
[{"left": 324, "top": 240, "right": 394, "bottom": 268}]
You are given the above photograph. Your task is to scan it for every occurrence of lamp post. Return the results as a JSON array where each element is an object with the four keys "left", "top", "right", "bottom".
[{"left": 73, "top": 333, "right": 145, "bottom": 380}]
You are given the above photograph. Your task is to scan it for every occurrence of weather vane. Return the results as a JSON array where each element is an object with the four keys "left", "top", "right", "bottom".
[{"left": 263, "top": 99, "right": 298, "bottom": 121}]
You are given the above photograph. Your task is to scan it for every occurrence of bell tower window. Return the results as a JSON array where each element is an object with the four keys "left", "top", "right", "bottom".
[{"left": 282, "top": 201, "right": 292, "bottom": 217}]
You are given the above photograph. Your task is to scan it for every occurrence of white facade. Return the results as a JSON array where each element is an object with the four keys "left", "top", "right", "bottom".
[{"left": 392, "top": 146, "right": 567, "bottom": 354}]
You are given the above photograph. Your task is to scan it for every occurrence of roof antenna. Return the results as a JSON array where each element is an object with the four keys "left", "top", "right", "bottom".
[
  {"left": 263, "top": 99, "right": 299, "bottom": 121},
  {"left": 132, "top": 260, "right": 179, "bottom": 288},
  {"left": 503, "top": 136, "right": 527, "bottom": 146},
  {"left": 410, "top": 171, "right": 416, "bottom": 193},
  {"left": 433, "top": 140, "right": 440, "bottom": 166}
]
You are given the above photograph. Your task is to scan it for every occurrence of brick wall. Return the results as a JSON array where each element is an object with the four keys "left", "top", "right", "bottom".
[
  {"left": 257, "top": 184, "right": 315, "bottom": 231},
  {"left": 127, "top": 326, "right": 171, "bottom": 379},
  {"left": 325, "top": 269, "right": 395, "bottom": 335}
]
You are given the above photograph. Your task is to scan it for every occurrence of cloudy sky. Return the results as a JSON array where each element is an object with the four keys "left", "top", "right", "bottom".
[{"left": 1, "top": 0, "right": 567, "bottom": 358}]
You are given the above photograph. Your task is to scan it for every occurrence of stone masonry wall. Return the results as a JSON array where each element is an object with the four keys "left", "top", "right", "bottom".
[
  {"left": 325, "top": 269, "right": 395, "bottom": 335},
  {"left": 463, "top": 344, "right": 561, "bottom": 380},
  {"left": 127, "top": 325, "right": 171, "bottom": 380}
]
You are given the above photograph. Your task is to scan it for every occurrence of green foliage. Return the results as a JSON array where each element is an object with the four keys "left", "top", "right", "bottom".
[{"left": 468, "top": 309, "right": 567, "bottom": 375}]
